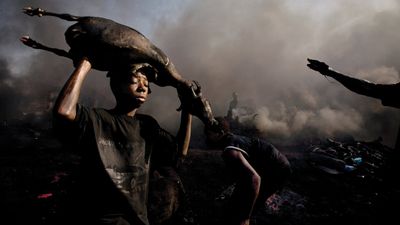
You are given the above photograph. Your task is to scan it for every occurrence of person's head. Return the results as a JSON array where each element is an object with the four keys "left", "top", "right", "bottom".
[
  {"left": 204, "top": 117, "right": 230, "bottom": 148},
  {"left": 107, "top": 63, "right": 156, "bottom": 108}
]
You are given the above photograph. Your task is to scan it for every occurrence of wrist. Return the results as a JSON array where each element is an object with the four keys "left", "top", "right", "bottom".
[{"left": 321, "top": 67, "right": 332, "bottom": 76}]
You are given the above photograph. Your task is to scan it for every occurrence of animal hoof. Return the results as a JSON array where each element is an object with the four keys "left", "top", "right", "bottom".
[{"left": 23, "top": 7, "right": 45, "bottom": 17}]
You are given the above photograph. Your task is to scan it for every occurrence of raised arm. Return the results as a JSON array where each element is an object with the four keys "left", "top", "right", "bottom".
[
  {"left": 174, "top": 84, "right": 194, "bottom": 168},
  {"left": 307, "top": 58, "right": 384, "bottom": 99},
  {"left": 53, "top": 58, "right": 92, "bottom": 121},
  {"left": 176, "top": 109, "right": 192, "bottom": 158}
]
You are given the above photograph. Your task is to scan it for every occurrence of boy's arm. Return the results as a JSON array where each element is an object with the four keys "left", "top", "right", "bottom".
[
  {"left": 176, "top": 109, "right": 192, "bottom": 158},
  {"left": 53, "top": 58, "right": 92, "bottom": 121}
]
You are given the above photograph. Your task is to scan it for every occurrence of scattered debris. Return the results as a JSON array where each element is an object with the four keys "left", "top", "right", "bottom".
[
  {"left": 37, "top": 193, "right": 53, "bottom": 199},
  {"left": 265, "top": 188, "right": 307, "bottom": 216},
  {"left": 306, "top": 137, "right": 393, "bottom": 183},
  {"left": 50, "top": 172, "right": 68, "bottom": 184}
]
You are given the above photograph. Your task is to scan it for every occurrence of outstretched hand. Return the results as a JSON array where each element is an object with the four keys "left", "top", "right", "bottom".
[{"left": 307, "top": 58, "right": 330, "bottom": 75}]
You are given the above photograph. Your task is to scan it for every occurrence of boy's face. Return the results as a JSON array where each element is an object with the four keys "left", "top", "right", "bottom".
[
  {"left": 127, "top": 71, "right": 149, "bottom": 103},
  {"left": 112, "top": 70, "right": 150, "bottom": 105}
]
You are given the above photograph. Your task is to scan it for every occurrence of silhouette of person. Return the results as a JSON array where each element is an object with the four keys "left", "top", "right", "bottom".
[{"left": 204, "top": 117, "right": 291, "bottom": 225}]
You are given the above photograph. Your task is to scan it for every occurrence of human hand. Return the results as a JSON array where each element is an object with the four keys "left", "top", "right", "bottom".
[
  {"left": 176, "top": 80, "right": 201, "bottom": 112},
  {"left": 307, "top": 58, "right": 330, "bottom": 75}
]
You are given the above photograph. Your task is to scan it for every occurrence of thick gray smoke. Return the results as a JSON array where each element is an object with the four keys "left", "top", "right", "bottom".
[
  {"left": 153, "top": 0, "right": 400, "bottom": 146},
  {"left": 1, "top": 0, "right": 399, "bottom": 147}
]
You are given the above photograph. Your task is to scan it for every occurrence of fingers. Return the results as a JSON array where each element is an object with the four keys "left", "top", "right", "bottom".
[
  {"left": 306, "top": 58, "right": 325, "bottom": 68},
  {"left": 306, "top": 62, "right": 316, "bottom": 68},
  {"left": 307, "top": 58, "right": 324, "bottom": 67},
  {"left": 307, "top": 58, "right": 319, "bottom": 63},
  {"left": 306, "top": 58, "right": 332, "bottom": 76},
  {"left": 306, "top": 58, "right": 317, "bottom": 70}
]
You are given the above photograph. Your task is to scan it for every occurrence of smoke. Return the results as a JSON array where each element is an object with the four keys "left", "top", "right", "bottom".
[
  {"left": 1, "top": 0, "right": 399, "bottom": 147},
  {"left": 153, "top": 0, "right": 400, "bottom": 146},
  {"left": 0, "top": 0, "right": 188, "bottom": 125}
]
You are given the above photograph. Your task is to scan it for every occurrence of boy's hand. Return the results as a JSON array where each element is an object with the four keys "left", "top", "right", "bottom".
[{"left": 176, "top": 80, "right": 201, "bottom": 112}]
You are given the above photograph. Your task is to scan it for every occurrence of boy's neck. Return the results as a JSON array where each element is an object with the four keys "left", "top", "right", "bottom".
[{"left": 111, "top": 104, "right": 139, "bottom": 117}]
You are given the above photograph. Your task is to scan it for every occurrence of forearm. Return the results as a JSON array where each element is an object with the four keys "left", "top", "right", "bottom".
[
  {"left": 53, "top": 59, "right": 91, "bottom": 121},
  {"left": 176, "top": 109, "right": 192, "bottom": 157},
  {"left": 326, "top": 69, "right": 382, "bottom": 99}
]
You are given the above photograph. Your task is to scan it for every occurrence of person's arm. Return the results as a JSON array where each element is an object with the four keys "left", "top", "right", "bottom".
[
  {"left": 307, "top": 58, "right": 383, "bottom": 99},
  {"left": 222, "top": 149, "right": 260, "bottom": 225},
  {"left": 173, "top": 79, "right": 194, "bottom": 168},
  {"left": 53, "top": 58, "right": 92, "bottom": 121},
  {"left": 176, "top": 109, "right": 192, "bottom": 158}
]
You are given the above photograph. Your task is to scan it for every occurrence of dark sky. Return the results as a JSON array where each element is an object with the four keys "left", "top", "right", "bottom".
[{"left": 1, "top": 0, "right": 399, "bottom": 147}]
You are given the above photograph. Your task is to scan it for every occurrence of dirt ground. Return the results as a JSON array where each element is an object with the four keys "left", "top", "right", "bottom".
[{"left": 1, "top": 125, "right": 399, "bottom": 225}]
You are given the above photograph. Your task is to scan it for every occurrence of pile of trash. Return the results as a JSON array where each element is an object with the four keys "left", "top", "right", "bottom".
[{"left": 306, "top": 137, "right": 394, "bottom": 183}]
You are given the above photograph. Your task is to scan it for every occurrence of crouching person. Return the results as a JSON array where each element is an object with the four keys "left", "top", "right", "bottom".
[{"left": 204, "top": 117, "right": 292, "bottom": 225}]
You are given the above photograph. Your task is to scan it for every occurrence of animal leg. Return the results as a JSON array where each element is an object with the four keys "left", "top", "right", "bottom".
[
  {"left": 20, "top": 36, "right": 71, "bottom": 59},
  {"left": 23, "top": 6, "right": 80, "bottom": 21}
]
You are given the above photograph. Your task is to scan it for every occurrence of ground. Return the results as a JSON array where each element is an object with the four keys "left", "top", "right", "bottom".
[{"left": 1, "top": 124, "right": 399, "bottom": 225}]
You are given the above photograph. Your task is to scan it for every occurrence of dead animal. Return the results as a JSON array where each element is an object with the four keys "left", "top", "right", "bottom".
[
  {"left": 20, "top": 6, "right": 188, "bottom": 88},
  {"left": 21, "top": 7, "right": 217, "bottom": 127}
]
